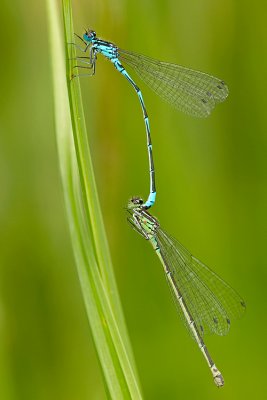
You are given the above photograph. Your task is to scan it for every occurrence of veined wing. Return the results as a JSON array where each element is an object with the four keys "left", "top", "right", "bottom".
[
  {"left": 156, "top": 228, "right": 245, "bottom": 338},
  {"left": 118, "top": 49, "right": 228, "bottom": 118}
]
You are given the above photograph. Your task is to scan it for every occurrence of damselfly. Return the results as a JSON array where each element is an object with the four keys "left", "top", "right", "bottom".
[
  {"left": 127, "top": 197, "right": 245, "bottom": 387},
  {"left": 72, "top": 29, "right": 229, "bottom": 209}
]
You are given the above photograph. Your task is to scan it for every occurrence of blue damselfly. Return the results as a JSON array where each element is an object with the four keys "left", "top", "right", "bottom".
[{"left": 73, "top": 29, "right": 228, "bottom": 209}]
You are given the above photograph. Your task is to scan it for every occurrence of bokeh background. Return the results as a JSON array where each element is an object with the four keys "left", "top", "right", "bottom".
[{"left": 1, "top": 0, "right": 266, "bottom": 399}]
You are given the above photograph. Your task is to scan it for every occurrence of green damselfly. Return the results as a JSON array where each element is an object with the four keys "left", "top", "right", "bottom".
[{"left": 127, "top": 197, "right": 246, "bottom": 387}]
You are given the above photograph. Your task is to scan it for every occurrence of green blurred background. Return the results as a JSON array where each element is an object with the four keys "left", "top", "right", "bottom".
[{"left": 1, "top": 0, "right": 266, "bottom": 398}]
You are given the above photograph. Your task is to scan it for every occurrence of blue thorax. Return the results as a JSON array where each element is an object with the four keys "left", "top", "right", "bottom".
[{"left": 84, "top": 36, "right": 118, "bottom": 61}]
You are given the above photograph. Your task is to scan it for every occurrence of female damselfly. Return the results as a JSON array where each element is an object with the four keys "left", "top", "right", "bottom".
[{"left": 127, "top": 197, "right": 245, "bottom": 387}]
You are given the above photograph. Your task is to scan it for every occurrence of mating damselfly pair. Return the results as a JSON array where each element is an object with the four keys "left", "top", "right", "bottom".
[{"left": 72, "top": 29, "right": 245, "bottom": 387}]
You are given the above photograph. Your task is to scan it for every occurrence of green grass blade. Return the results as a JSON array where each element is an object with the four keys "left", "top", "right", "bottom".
[
  {"left": 46, "top": 0, "right": 142, "bottom": 398},
  {"left": 62, "top": 2, "right": 139, "bottom": 374}
]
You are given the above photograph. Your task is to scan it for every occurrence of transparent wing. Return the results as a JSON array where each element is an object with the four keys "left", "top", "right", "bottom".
[
  {"left": 156, "top": 228, "right": 245, "bottom": 338},
  {"left": 118, "top": 49, "right": 228, "bottom": 118}
]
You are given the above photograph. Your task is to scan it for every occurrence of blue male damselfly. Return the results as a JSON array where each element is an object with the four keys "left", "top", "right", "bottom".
[{"left": 73, "top": 29, "right": 228, "bottom": 209}]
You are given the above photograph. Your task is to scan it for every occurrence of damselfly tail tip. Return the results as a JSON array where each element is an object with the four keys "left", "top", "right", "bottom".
[{"left": 211, "top": 365, "right": 224, "bottom": 387}]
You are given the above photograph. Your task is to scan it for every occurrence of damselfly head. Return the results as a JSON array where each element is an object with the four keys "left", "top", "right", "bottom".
[
  {"left": 126, "top": 197, "right": 158, "bottom": 239},
  {"left": 83, "top": 29, "right": 96, "bottom": 43},
  {"left": 128, "top": 197, "right": 144, "bottom": 209}
]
